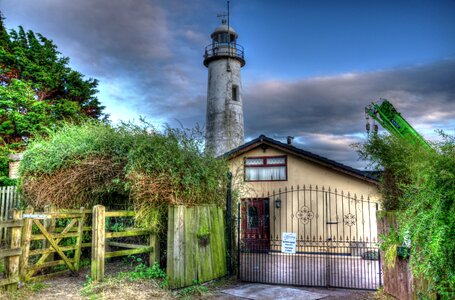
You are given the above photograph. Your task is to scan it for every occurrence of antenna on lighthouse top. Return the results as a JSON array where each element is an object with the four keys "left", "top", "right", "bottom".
[{"left": 216, "top": 1, "right": 230, "bottom": 29}]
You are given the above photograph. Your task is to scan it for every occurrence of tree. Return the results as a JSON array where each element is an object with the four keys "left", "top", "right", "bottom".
[{"left": 0, "top": 12, "right": 105, "bottom": 151}]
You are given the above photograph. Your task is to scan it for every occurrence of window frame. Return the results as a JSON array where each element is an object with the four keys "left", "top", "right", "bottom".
[{"left": 244, "top": 155, "right": 288, "bottom": 182}]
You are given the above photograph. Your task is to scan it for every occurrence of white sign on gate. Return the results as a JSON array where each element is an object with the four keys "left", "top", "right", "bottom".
[
  {"left": 281, "top": 232, "right": 296, "bottom": 254},
  {"left": 23, "top": 214, "right": 51, "bottom": 219}
]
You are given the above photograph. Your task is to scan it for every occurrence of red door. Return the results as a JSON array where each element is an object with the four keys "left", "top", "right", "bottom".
[{"left": 241, "top": 198, "right": 270, "bottom": 252}]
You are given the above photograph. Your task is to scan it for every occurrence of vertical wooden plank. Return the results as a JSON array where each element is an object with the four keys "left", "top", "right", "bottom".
[
  {"left": 20, "top": 206, "right": 34, "bottom": 280},
  {"left": 168, "top": 205, "right": 186, "bottom": 288},
  {"left": 184, "top": 205, "right": 197, "bottom": 287},
  {"left": 149, "top": 234, "right": 159, "bottom": 267},
  {"left": 0, "top": 187, "right": 5, "bottom": 242},
  {"left": 5, "top": 209, "right": 22, "bottom": 292},
  {"left": 91, "top": 205, "right": 105, "bottom": 281},
  {"left": 175, "top": 205, "right": 185, "bottom": 288},
  {"left": 166, "top": 206, "right": 175, "bottom": 285},
  {"left": 4, "top": 187, "right": 11, "bottom": 241},
  {"left": 208, "top": 206, "right": 218, "bottom": 278},
  {"left": 198, "top": 205, "right": 213, "bottom": 283},
  {"left": 219, "top": 207, "right": 227, "bottom": 276},
  {"left": 43, "top": 204, "right": 56, "bottom": 262},
  {"left": 74, "top": 207, "right": 85, "bottom": 271}
]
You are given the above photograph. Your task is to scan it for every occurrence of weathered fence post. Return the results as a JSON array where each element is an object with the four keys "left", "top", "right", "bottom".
[
  {"left": 43, "top": 204, "right": 56, "bottom": 262},
  {"left": 91, "top": 205, "right": 105, "bottom": 281},
  {"left": 19, "top": 205, "right": 34, "bottom": 280},
  {"left": 74, "top": 207, "right": 86, "bottom": 271},
  {"left": 5, "top": 209, "right": 22, "bottom": 292},
  {"left": 149, "top": 234, "right": 160, "bottom": 267}
]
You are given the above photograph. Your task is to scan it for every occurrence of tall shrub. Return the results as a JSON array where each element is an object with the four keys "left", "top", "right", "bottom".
[
  {"left": 19, "top": 121, "right": 229, "bottom": 232},
  {"left": 356, "top": 133, "right": 455, "bottom": 298}
]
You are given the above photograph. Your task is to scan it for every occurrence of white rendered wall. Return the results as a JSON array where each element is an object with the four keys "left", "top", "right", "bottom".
[{"left": 206, "top": 58, "right": 244, "bottom": 156}]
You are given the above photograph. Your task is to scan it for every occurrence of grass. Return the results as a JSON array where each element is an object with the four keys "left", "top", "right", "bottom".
[
  {"left": 0, "top": 282, "right": 50, "bottom": 300},
  {"left": 175, "top": 280, "right": 208, "bottom": 299},
  {"left": 81, "top": 260, "right": 171, "bottom": 299}
]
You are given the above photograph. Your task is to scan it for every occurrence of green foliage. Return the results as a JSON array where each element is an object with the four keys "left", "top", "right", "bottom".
[
  {"left": 128, "top": 261, "right": 168, "bottom": 286},
  {"left": 176, "top": 280, "right": 209, "bottom": 299},
  {"left": 28, "top": 282, "right": 49, "bottom": 292},
  {"left": 356, "top": 132, "right": 455, "bottom": 298},
  {"left": 379, "top": 228, "right": 401, "bottom": 269},
  {"left": 0, "top": 258, "right": 3, "bottom": 273},
  {"left": 0, "top": 14, "right": 104, "bottom": 150},
  {"left": 0, "top": 145, "right": 17, "bottom": 185},
  {"left": 20, "top": 121, "right": 229, "bottom": 231}
]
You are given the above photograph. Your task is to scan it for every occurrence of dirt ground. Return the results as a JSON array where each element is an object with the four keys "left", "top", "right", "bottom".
[{"left": 0, "top": 262, "right": 388, "bottom": 300}]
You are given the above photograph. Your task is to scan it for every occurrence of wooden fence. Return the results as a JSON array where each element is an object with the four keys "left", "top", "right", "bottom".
[
  {"left": 20, "top": 206, "right": 88, "bottom": 282},
  {"left": 167, "top": 205, "right": 226, "bottom": 288},
  {"left": 0, "top": 209, "right": 22, "bottom": 292},
  {"left": 0, "top": 186, "right": 21, "bottom": 243},
  {"left": 91, "top": 205, "right": 159, "bottom": 281},
  {"left": 1, "top": 205, "right": 158, "bottom": 290}
]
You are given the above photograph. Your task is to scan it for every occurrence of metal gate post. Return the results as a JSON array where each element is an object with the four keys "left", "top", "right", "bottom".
[
  {"left": 376, "top": 202, "right": 383, "bottom": 287},
  {"left": 226, "top": 172, "right": 232, "bottom": 276},
  {"left": 237, "top": 202, "right": 241, "bottom": 279},
  {"left": 325, "top": 190, "right": 330, "bottom": 288}
]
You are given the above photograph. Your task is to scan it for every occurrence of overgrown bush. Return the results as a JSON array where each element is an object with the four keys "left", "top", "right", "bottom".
[
  {"left": 19, "top": 121, "right": 229, "bottom": 232},
  {"left": 356, "top": 132, "right": 455, "bottom": 298}
]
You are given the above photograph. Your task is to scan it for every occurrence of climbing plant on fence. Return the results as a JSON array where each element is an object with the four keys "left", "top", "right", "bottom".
[{"left": 355, "top": 132, "right": 455, "bottom": 299}]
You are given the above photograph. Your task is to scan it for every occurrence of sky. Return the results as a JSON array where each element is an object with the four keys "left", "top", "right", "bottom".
[{"left": 1, "top": 0, "right": 454, "bottom": 169}]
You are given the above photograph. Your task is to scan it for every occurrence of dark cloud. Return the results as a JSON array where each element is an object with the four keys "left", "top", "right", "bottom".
[
  {"left": 1, "top": 0, "right": 215, "bottom": 124},
  {"left": 2, "top": 1, "right": 454, "bottom": 169},
  {"left": 244, "top": 59, "right": 455, "bottom": 168},
  {"left": 244, "top": 59, "right": 455, "bottom": 137}
]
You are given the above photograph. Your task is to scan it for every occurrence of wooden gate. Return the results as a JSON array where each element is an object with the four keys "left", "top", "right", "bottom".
[{"left": 20, "top": 206, "right": 86, "bottom": 282}]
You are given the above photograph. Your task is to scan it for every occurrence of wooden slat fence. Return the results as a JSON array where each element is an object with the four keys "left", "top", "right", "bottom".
[
  {"left": 167, "top": 205, "right": 226, "bottom": 288},
  {"left": 0, "top": 186, "right": 21, "bottom": 243},
  {"left": 0, "top": 209, "right": 23, "bottom": 292}
]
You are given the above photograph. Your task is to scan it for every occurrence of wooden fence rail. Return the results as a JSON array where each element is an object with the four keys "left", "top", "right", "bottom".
[
  {"left": 91, "top": 205, "right": 159, "bottom": 282},
  {"left": 0, "top": 209, "right": 23, "bottom": 292},
  {"left": 0, "top": 186, "right": 21, "bottom": 243}
]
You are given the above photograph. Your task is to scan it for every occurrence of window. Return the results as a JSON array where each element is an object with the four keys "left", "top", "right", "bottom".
[
  {"left": 219, "top": 33, "right": 228, "bottom": 43},
  {"left": 232, "top": 84, "right": 239, "bottom": 101},
  {"left": 247, "top": 206, "right": 258, "bottom": 228},
  {"left": 244, "top": 156, "right": 287, "bottom": 181}
]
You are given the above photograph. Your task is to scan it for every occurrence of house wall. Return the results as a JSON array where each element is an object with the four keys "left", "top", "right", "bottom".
[
  {"left": 230, "top": 146, "right": 379, "bottom": 200},
  {"left": 229, "top": 146, "right": 380, "bottom": 253}
]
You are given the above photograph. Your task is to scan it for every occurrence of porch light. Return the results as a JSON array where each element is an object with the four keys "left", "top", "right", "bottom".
[{"left": 275, "top": 198, "right": 281, "bottom": 209}]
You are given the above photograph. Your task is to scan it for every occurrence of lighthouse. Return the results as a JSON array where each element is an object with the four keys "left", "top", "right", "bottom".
[{"left": 204, "top": 18, "right": 246, "bottom": 156}]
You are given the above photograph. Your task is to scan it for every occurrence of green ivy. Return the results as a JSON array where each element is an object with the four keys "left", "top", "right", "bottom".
[{"left": 356, "top": 132, "right": 455, "bottom": 298}]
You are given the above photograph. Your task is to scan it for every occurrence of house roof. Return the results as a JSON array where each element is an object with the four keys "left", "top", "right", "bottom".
[{"left": 223, "top": 135, "right": 379, "bottom": 184}]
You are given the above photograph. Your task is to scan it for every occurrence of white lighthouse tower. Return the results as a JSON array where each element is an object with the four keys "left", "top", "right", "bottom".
[{"left": 204, "top": 17, "right": 246, "bottom": 156}]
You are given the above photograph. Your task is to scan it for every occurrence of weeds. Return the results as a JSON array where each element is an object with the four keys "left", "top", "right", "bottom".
[
  {"left": 176, "top": 280, "right": 208, "bottom": 299},
  {"left": 81, "top": 261, "right": 170, "bottom": 299}
]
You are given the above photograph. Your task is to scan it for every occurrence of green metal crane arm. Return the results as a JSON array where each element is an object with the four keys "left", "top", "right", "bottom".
[{"left": 365, "top": 99, "right": 431, "bottom": 149}]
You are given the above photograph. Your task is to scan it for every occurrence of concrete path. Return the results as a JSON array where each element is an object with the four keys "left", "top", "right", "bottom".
[{"left": 222, "top": 284, "right": 327, "bottom": 300}]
